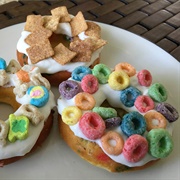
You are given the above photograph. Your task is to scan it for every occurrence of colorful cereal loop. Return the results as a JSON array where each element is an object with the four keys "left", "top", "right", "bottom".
[
  {"left": 28, "top": 85, "right": 49, "bottom": 107},
  {"left": 75, "top": 92, "right": 96, "bottom": 110},
  {"left": 79, "top": 112, "right": 105, "bottom": 140},
  {"left": 92, "top": 106, "right": 117, "bottom": 119},
  {"left": 146, "top": 129, "right": 173, "bottom": 158},
  {"left": 115, "top": 62, "right": 136, "bottom": 77},
  {"left": 72, "top": 66, "right": 92, "bottom": 81},
  {"left": 92, "top": 64, "right": 111, "bottom": 84},
  {"left": 81, "top": 74, "right": 99, "bottom": 94},
  {"left": 134, "top": 95, "right": 154, "bottom": 113},
  {"left": 137, "top": 69, "right": 152, "bottom": 87},
  {"left": 62, "top": 106, "right": 82, "bottom": 125},
  {"left": 148, "top": 83, "right": 167, "bottom": 102},
  {"left": 101, "top": 131, "right": 124, "bottom": 155},
  {"left": 108, "top": 70, "right": 130, "bottom": 90},
  {"left": 156, "top": 103, "right": 179, "bottom": 123},
  {"left": 120, "top": 86, "right": 141, "bottom": 107},
  {"left": 144, "top": 111, "right": 167, "bottom": 131},
  {"left": 59, "top": 80, "right": 81, "bottom": 100},
  {"left": 123, "top": 134, "right": 148, "bottom": 162},
  {"left": 121, "top": 111, "right": 146, "bottom": 137}
]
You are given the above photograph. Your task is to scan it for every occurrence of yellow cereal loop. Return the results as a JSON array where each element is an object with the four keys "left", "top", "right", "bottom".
[
  {"left": 62, "top": 106, "right": 82, "bottom": 125},
  {"left": 108, "top": 70, "right": 130, "bottom": 90}
]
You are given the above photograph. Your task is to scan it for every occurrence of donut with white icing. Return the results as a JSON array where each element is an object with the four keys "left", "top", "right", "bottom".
[
  {"left": 57, "top": 62, "right": 179, "bottom": 172},
  {"left": 16, "top": 6, "right": 106, "bottom": 86},
  {"left": 0, "top": 58, "right": 55, "bottom": 166}
]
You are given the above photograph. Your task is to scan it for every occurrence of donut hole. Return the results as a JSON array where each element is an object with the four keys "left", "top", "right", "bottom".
[
  {"left": 0, "top": 87, "right": 21, "bottom": 121},
  {"left": 0, "top": 102, "right": 14, "bottom": 120},
  {"left": 49, "top": 33, "right": 71, "bottom": 48}
]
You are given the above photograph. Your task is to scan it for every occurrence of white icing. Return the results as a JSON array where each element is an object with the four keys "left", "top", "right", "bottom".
[
  {"left": 57, "top": 73, "right": 174, "bottom": 167},
  {"left": 54, "top": 22, "right": 72, "bottom": 37},
  {"left": 0, "top": 65, "right": 56, "bottom": 160}
]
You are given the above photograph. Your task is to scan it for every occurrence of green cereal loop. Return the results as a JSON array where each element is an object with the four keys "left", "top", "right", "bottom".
[
  {"left": 148, "top": 83, "right": 167, "bottom": 102},
  {"left": 92, "top": 107, "right": 117, "bottom": 119},
  {"left": 92, "top": 64, "right": 111, "bottom": 84},
  {"left": 146, "top": 129, "right": 173, "bottom": 158}
]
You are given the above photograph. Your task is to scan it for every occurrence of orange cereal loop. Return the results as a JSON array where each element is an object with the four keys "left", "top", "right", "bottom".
[
  {"left": 101, "top": 131, "right": 124, "bottom": 155},
  {"left": 75, "top": 92, "right": 96, "bottom": 110},
  {"left": 144, "top": 111, "right": 167, "bottom": 131},
  {"left": 115, "top": 62, "right": 136, "bottom": 77},
  {"left": 16, "top": 69, "right": 30, "bottom": 83}
]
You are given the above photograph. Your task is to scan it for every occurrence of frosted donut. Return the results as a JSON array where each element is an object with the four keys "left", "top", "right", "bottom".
[
  {"left": 16, "top": 6, "right": 107, "bottom": 86},
  {"left": 0, "top": 58, "right": 55, "bottom": 166},
  {"left": 57, "top": 63, "right": 179, "bottom": 172}
]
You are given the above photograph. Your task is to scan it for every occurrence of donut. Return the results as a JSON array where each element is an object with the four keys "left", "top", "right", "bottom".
[
  {"left": 16, "top": 6, "right": 107, "bottom": 86},
  {"left": 57, "top": 62, "right": 179, "bottom": 172},
  {"left": 0, "top": 58, "right": 55, "bottom": 166}
]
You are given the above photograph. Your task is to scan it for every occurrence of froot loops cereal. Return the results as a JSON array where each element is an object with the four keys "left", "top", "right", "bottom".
[
  {"left": 57, "top": 62, "right": 179, "bottom": 172},
  {"left": 0, "top": 58, "right": 55, "bottom": 166}
]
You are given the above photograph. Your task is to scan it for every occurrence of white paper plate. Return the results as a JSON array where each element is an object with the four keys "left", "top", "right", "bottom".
[{"left": 0, "top": 23, "right": 179, "bottom": 180}]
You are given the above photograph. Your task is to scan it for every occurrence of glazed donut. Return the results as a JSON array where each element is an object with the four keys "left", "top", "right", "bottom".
[
  {"left": 0, "top": 58, "right": 55, "bottom": 166},
  {"left": 57, "top": 62, "right": 179, "bottom": 172},
  {"left": 16, "top": 6, "right": 106, "bottom": 86}
]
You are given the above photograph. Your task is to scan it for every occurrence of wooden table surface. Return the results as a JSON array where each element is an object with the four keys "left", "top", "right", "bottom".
[{"left": 0, "top": 0, "right": 179, "bottom": 62}]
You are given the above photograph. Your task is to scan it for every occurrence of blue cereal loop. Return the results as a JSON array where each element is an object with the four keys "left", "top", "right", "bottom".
[
  {"left": 0, "top": 57, "right": 7, "bottom": 70},
  {"left": 120, "top": 86, "right": 142, "bottom": 107},
  {"left": 72, "top": 66, "right": 92, "bottom": 81},
  {"left": 28, "top": 86, "right": 49, "bottom": 107},
  {"left": 121, "top": 111, "right": 146, "bottom": 137}
]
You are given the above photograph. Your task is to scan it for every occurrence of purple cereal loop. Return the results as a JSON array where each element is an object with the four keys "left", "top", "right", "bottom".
[
  {"left": 105, "top": 117, "right": 121, "bottom": 129},
  {"left": 156, "top": 103, "right": 179, "bottom": 123},
  {"left": 59, "top": 80, "right": 81, "bottom": 100}
]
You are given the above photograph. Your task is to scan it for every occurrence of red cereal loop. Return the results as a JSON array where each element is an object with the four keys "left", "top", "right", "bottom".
[
  {"left": 81, "top": 74, "right": 99, "bottom": 94},
  {"left": 137, "top": 69, "right": 152, "bottom": 87},
  {"left": 75, "top": 92, "right": 96, "bottom": 110},
  {"left": 79, "top": 112, "right": 105, "bottom": 140},
  {"left": 134, "top": 95, "right": 154, "bottom": 113},
  {"left": 115, "top": 62, "right": 136, "bottom": 77},
  {"left": 123, "top": 134, "right": 148, "bottom": 162},
  {"left": 101, "top": 131, "right": 124, "bottom": 155}
]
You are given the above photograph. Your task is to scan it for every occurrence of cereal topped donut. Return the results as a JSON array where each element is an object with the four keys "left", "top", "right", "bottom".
[
  {"left": 0, "top": 57, "right": 55, "bottom": 166},
  {"left": 57, "top": 62, "right": 179, "bottom": 172},
  {"left": 17, "top": 6, "right": 107, "bottom": 86}
]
